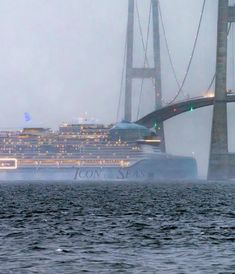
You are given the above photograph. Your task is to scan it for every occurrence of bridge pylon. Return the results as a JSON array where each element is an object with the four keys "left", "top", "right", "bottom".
[
  {"left": 208, "top": 0, "right": 235, "bottom": 180},
  {"left": 125, "top": 0, "right": 165, "bottom": 151}
]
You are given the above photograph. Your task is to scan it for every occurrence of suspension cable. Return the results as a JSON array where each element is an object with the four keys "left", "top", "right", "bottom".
[
  {"left": 168, "top": 0, "right": 206, "bottom": 105},
  {"left": 136, "top": 0, "right": 152, "bottom": 120},
  {"left": 158, "top": 1, "right": 185, "bottom": 96},
  {"left": 135, "top": 0, "right": 152, "bottom": 71},
  {"left": 116, "top": 23, "right": 128, "bottom": 122},
  {"left": 206, "top": 22, "right": 232, "bottom": 92},
  {"left": 206, "top": 73, "right": 216, "bottom": 92}
]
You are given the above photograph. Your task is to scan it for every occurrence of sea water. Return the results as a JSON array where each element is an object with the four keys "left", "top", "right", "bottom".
[{"left": 0, "top": 181, "right": 234, "bottom": 273}]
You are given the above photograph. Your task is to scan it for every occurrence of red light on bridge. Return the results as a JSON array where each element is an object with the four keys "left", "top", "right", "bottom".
[{"left": 173, "top": 108, "right": 177, "bottom": 112}]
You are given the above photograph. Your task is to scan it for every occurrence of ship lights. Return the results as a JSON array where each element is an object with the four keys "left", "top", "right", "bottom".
[{"left": 0, "top": 158, "right": 17, "bottom": 169}]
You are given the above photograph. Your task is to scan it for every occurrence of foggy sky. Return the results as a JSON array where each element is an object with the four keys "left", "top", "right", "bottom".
[{"left": 1, "top": 0, "right": 235, "bottom": 177}]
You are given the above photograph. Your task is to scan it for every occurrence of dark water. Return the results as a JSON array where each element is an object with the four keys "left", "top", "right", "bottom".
[{"left": 0, "top": 181, "right": 235, "bottom": 273}]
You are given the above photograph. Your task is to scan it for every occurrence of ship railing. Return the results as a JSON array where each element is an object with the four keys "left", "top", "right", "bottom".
[{"left": 16, "top": 158, "right": 136, "bottom": 168}]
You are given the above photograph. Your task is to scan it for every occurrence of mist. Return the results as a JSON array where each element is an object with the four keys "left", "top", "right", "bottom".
[{"left": 1, "top": 0, "right": 235, "bottom": 177}]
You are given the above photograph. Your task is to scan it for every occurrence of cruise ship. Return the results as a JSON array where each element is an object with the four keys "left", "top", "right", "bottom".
[{"left": 0, "top": 121, "right": 197, "bottom": 181}]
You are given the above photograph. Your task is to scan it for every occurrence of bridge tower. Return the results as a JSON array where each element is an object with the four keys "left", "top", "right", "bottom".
[
  {"left": 208, "top": 0, "right": 235, "bottom": 180},
  {"left": 124, "top": 0, "right": 165, "bottom": 151}
]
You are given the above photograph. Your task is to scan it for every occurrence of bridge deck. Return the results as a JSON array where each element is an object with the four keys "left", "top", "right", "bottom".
[{"left": 136, "top": 95, "right": 235, "bottom": 128}]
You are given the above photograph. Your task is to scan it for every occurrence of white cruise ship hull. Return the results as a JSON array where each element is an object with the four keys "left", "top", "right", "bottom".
[{"left": 0, "top": 156, "right": 197, "bottom": 181}]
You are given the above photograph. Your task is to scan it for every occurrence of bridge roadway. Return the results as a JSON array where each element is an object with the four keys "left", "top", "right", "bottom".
[{"left": 136, "top": 94, "right": 235, "bottom": 128}]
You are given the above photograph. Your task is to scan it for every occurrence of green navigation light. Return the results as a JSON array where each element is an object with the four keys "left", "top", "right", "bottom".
[{"left": 190, "top": 106, "right": 194, "bottom": 112}]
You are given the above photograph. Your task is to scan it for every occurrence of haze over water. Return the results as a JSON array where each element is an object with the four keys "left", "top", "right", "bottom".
[{"left": 0, "top": 180, "right": 234, "bottom": 273}]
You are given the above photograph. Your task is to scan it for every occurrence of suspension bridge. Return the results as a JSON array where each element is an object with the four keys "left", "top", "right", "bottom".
[
  {"left": 137, "top": 94, "right": 235, "bottom": 128},
  {"left": 117, "top": 0, "right": 235, "bottom": 180}
]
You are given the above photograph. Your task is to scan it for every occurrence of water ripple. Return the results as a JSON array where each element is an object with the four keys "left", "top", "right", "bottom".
[{"left": 0, "top": 181, "right": 234, "bottom": 273}]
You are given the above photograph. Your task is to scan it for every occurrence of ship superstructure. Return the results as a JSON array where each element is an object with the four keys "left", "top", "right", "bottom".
[{"left": 0, "top": 121, "right": 197, "bottom": 181}]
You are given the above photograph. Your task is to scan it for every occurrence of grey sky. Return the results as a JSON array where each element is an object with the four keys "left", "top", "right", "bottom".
[
  {"left": 0, "top": 0, "right": 127, "bottom": 127},
  {"left": 0, "top": 0, "right": 235, "bottom": 177},
  {"left": 0, "top": 0, "right": 217, "bottom": 126}
]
